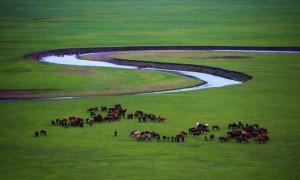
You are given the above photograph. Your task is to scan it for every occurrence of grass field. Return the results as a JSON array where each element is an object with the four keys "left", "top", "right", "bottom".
[{"left": 1, "top": 0, "right": 300, "bottom": 179}]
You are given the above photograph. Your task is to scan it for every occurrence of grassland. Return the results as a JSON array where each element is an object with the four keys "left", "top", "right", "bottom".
[{"left": 0, "top": 0, "right": 300, "bottom": 180}]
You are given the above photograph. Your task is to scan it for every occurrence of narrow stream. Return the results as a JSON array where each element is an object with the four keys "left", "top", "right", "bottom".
[{"left": 2, "top": 48, "right": 300, "bottom": 102}]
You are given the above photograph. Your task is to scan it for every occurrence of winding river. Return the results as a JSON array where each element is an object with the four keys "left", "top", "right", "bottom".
[
  {"left": 1, "top": 46, "right": 300, "bottom": 102},
  {"left": 41, "top": 54, "right": 242, "bottom": 95}
]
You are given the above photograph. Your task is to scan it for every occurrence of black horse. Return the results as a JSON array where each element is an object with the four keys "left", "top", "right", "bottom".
[{"left": 40, "top": 130, "right": 47, "bottom": 136}]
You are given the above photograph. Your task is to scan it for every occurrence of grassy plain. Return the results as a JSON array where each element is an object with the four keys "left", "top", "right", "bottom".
[{"left": 0, "top": 0, "right": 300, "bottom": 179}]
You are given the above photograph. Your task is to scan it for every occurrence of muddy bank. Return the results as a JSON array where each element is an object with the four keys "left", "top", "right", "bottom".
[
  {"left": 26, "top": 46, "right": 300, "bottom": 60},
  {"left": 105, "top": 58, "right": 252, "bottom": 82},
  {"left": 26, "top": 45, "right": 300, "bottom": 82}
]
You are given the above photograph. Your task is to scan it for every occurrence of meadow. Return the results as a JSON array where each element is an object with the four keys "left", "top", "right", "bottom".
[{"left": 0, "top": 0, "right": 300, "bottom": 179}]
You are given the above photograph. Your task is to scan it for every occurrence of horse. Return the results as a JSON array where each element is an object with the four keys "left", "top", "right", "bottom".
[
  {"left": 181, "top": 131, "right": 187, "bottom": 136},
  {"left": 34, "top": 131, "right": 39, "bottom": 137},
  {"left": 176, "top": 134, "right": 185, "bottom": 142},
  {"left": 88, "top": 120, "right": 94, "bottom": 126},
  {"left": 219, "top": 136, "right": 229, "bottom": 143},
  {"left": 236, "top": 136, "right": 249, "bottom": 144},
  {"left": 256, "top": 134, "right": 269, "bottom": 143},
  {"left": 94, "top": 114, "right": 103, "bottom": 122},
  {"left": 212, "top": 125, "right": 220, "bottom": 131},
  {"left": 188, "top": 127, "right": 197, "bottom": 134},
  {"left": 101, "top": 106, "right": 108, "bottom": 112},
  {"left": 127, "top": 113, "right": 133, "bottom": 119},
  {"left": 130, "top": 130, "right": 140, "bottom": 137},
  {"left": 87, "top": 107, "right": 98, "bottom": 113},
  {"left": 40, "top": 130, "right": 47, "bottom": 136},
  {"left": 158, "top": 117, "right": 166, "bottom": 123}
]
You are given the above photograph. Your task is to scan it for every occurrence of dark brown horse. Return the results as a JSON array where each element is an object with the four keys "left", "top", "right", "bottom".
[{"left": 40, "top": 130, "right": 47, "bottom": 136}]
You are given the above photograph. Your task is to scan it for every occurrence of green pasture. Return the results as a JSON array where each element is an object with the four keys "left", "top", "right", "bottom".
[{"left": 0, "top": 0, "right": 300, "bottom": 179}]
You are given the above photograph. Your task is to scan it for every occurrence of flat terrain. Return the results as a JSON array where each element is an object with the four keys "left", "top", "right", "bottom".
[{"left": 0, "top": 0, "right": 300, "bottom": 179}]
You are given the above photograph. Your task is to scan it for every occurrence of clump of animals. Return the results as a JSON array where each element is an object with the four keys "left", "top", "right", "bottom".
[
  {"left": 188, "top": 121, "right": 270, "bottom": 144},
  {"left": 49, "top": 104, "right": 166, "bottom": 129},
  {"left": 35, "top": 104, "right": 270, "bottom": 144},
  {"left": 130, "top": 130, "right": 186, "bottom": 142}
]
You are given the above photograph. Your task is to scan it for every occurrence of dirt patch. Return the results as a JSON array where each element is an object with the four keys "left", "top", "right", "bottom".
[
  {"left": 108, "top": 58, "right": 252, "bottom": 82},
  {"left": 60, "top": 69, "right": 96, "bottom": 75},
  {"left": 0, "top": 89, "right": 27, "bottom": 97},
  {"left": 81, "top": 52, "right": 252, "bottom": 82},
  {"left": 26, "top": 45, "right": 300, "bottom": 61},
  {"left": 131, "top": 50, "right": 201, "bottom": 56}
]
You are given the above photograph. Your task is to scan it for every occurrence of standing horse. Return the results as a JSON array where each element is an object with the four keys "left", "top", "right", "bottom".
[{"left": 40, "top": 130, "right": 47, "bottom": 136}]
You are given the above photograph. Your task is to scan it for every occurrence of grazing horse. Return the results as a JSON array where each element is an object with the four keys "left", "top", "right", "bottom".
[
  {"left": 228, "top": 122, "right": 242, "bottom": 130},
  {"left": 152, "top": 131, "right": 160, "bottom": 141},
  {"left": 236, "top": 136, "right": 249, "bottom": 144},
  {"left": 62, "top": 120, "right": 68, "bottom": 128},
  {"left": 94, "top": 114, "right": 103, "bottom": 122},
  {"left": 88, "top": 120, "right": 94, "bottom": 126},
  {"left": 90, "top": 112, "right": 96, "bottom": 117},
  {"left": 158, "top": 117, "right": 166, "bottom": 123},
  {"left": 176, "top": 134, "right": 185, "bottom": 142},
  {"left": 34, "top": 131, "right": 39, "bottom": 137},
  {"left": 121, "top": 109, "right": 127, "bottom": 118},
  {"left": 219, "top": 136, "right": 229, "bottom": 143},
  {"left": 127, "top": 113, "right": 133, "bottom": 119},
  {"left": 40, "top": 130, "right": 47, "bottom": 136},
  {"left": 101, "top": 106, "right": 107, "bottom": 112},
  {"left": 192, "top": 130, "right": 201, "bottom": 136},
  {"left": 79, "top": 121, "right": 84, "bottom": 128},
  {"left": 181, "top": 131, "right": 187, "bottom": 136},
  {"left": 130, "top": 130, "right": 140, "bottom": 137},
  {"left": 87, "top": 107, "right": 98, "bottom": 112},
  {"left": 188, "top": 127, "right": 197, "bottom": 134},
  {"left": 256, "top": 134, "right": 269, "bottom": 143},
  {"left": 212, "top": 125, "right": 220, "bottom": 131}
]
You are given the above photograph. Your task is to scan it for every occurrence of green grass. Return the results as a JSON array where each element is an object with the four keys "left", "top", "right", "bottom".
[
  {"left": 0, "top": 0, "right": 300, "bottom": 179},
  {"left": 0, "top": 59, "right": 201, "bottom": 97}
]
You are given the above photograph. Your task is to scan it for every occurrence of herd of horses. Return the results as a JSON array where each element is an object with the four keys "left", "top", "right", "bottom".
[
  {"left": 129, "top": 121, "right": 269, "bottom": 144},
  {"left": 130, "top": 130, "right": 186, "bottom": 142},
  {"left": 187, "top": 121, "right": 269, "bottom": 144},
  {"left": 37, "top": 104, "right": 270, "bottom": 144},
  {"left": 49, "top": 104, "right": 166, "bottom": 129}
]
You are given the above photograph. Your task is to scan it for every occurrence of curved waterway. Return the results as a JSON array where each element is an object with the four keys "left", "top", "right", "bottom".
[
  {"left": 2, "top": 47, "right": 300, "bottom": 102},
  {"left": 41, "top": 54, "right": 242, "bottom": 95}
]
